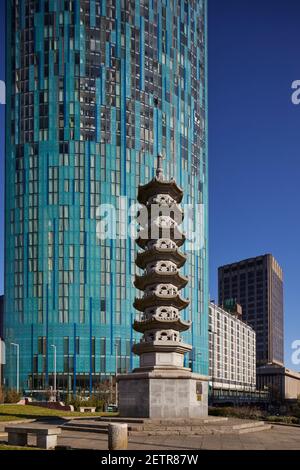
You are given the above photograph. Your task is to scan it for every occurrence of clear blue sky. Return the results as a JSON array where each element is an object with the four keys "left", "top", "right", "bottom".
[{"left": 0, "top": 1, "right": 299, "bottom": 369}]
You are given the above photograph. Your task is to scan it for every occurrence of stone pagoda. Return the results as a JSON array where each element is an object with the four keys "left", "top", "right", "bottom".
[{"left": 117, "top": 155, "right": 208, "bottom": 419}]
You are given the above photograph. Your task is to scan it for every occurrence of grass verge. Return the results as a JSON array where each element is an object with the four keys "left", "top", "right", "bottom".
[
  {"left": 0, "top": 404, "right": 118, "bottom": 422},
  {"left": 0, "top": 444, "right": 40, "bottom": 450}
]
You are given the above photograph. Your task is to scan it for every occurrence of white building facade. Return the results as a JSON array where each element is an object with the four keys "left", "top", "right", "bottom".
[{"left": 209, "top": 303, "right": 256, "bottom": 392}]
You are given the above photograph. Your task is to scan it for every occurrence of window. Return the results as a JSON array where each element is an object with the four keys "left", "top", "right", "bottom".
[
  {"left": 100, "top": 356, "right": 106, "bottom": 372},
  {"left": 64, "top": 356, "right": 69, "bottom": 373},
  {"left": 63, "top": 337, "right": 69, "bottom": 356},
  {"left": 100, "top": 338, "right": 106, "bottom": 356},
  {"left": 76, "top": 337, "right": 80, "bottom": 355},
  {"left": 33, "top": 355, "right": 38, "bottom": 373},
  {"left": 38, "top": 337, "right": 46, "bottom": 355}
]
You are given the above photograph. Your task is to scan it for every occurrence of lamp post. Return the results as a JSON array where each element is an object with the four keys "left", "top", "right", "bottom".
[
  {"left": 115, "top": 341, "right": 118, "bottom": 407},
  {"left": 51, "top": 344, "right": 57, "bottom": 401},
  {"left": 10, "top": 342, "right": 19, "bottom": 393},
  {"left": 210, "top": 331, "right": 217, "bottom": 402},
  {"left": 109, "top": 374, "right": 113, "bottom": 404}
]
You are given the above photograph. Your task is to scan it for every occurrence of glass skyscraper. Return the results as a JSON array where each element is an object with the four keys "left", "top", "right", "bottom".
[{"left": 4, "top": 0, "right": 208, "bottom": 394}]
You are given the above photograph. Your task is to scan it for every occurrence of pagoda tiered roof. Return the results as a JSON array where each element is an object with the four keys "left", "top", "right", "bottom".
[
  {"left": 134, "top": 271, "right": 188, "bottom": 291},
  {"left": 133, "top": 293, "right": 190, "bottom": 312},
  {"left": 135, "top": 246, "right": 187, "bottom": 269},
  {"left": 137, "top": 177, "right": 184, "bottom": 206},
  {"left": 136, "top": 226, "right": 186, "bottom": 249},
  {"left": 133, "top": 316, "right": 191, "bottom": 334}
]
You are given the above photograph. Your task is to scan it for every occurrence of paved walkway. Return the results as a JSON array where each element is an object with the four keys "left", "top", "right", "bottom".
[
  {"left": 1, "top": 419, "right": 300, "bottom": 450},
  {"left": 57, "top": 425, "right": 300, "bottom": 450}
]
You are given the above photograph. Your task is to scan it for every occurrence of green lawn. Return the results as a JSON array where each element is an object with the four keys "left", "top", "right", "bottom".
[
  {"left": 0, "top": 404, "right": 118, "bottom": 422},
  {"left": 0, "top": 444, "right": 40, "bottom": 450}
]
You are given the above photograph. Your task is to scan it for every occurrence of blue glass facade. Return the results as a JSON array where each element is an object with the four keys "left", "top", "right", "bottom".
[{"left": 4, "top": 0, "right": 208, "bottom": 393}]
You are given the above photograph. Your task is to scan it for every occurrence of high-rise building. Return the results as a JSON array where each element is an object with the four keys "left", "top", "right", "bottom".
[
  {"left": 4, "top": 1, "right": 208, "bottom": 393},
  {"left": 218, "top": 254, "right": 284, "bottom": 366},
  {"left": 0, "top": 296, "right": 5, "bottom": 386},
  {"left": 0, "top": 295, "right": 4, "bottom": 339}
]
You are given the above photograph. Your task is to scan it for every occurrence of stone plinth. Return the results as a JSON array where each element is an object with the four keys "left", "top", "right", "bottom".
[{"left": 117, "top": 370, "right": 208, "bottom": 419}]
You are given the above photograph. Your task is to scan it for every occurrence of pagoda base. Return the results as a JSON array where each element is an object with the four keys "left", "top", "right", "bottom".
[{"left": 117, "top": 370, "right": 208, "bottom": 419}]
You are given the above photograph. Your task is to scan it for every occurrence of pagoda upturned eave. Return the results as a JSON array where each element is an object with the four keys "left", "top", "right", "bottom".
[
  {"left": 135, "top": 248, "right": 187, "bottom": 269},
  {"left": 137, "top": 177, "right": 184, "bottom": 206},
  {"left": 136, "top": 229, "right": 186, "bottom": 250},
  {"left": 133, "top": 317, "right": 191, "bottom": 334},
  {"left": 133, "top": 294, "right": 190, "bottom": 312},
  {"left": 134, "top": 271, "right": 188, "bottom": 291}
]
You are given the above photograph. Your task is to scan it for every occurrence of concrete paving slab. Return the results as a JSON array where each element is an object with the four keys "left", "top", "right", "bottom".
[{"left": 1, "top": 420, "right": 300, "bottom": 450}]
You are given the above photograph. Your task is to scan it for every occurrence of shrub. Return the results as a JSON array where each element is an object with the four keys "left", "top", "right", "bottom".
[
  {"left": 65, "top": 394, "right": 82, "bottom": 411},
  {"left": 65, "top": 394, "right": 105, "bottom": 412},
  {"left": 209, "top": 407, "right": 228, "bottom": 417},
  {"left": 209, "top": 406, "right": 265, "bottom": 420},
  {"left": 266, "top": 415, "right": 299, "bottom": 425},
  {"left": 81, "top": 396, "right": 105, "bottom": 412},
  {"left": 290, "top": 402, "right": 300, "bottom": 419},
  {"left": 0, "top": 387, "right": 4, "bottom": 404},
  {"left": 209, "top": 406, "right": 300, "bottom": 425},
  {"left": 4, "top": 389, "right": 21, "bottom": 404}
]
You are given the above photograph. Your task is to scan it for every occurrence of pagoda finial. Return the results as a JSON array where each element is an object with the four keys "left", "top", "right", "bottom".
[{"left": 156, "top": 153, "right": 164, "bottom": 181}]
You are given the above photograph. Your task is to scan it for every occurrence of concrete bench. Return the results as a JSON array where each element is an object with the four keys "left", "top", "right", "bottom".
[
  {"left": 79, "top": 406, "right": 96, "bottom": 413},
  {"left": 5, "top": 425, "right": 61, "bottom": 449}
]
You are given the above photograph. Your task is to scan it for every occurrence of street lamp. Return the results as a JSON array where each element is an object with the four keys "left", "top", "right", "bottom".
[
  {"left": 51, "top": 344, "right": 57, "bottom": 401},
  {"left": 209, "top": 330, "right": 217, "bottom": 401},
  {"left": 115, "top": 341, "right": 118, "bottom": 407},
  {"left": 10, "top": 342, "right": 19, "bottom": 393}
]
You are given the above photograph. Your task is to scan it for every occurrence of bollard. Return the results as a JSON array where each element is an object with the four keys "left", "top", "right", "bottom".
[{"left": 108, "top": 423, "right": 128, "bottom": 450}]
